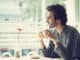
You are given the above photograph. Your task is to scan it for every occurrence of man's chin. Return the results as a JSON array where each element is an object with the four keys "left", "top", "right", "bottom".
[{"left": 49, "top": 25, "right": 55, "bottom": 28}]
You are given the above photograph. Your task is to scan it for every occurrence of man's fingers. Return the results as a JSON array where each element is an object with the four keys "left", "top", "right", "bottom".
[
  {"left": 38, "top": 32, "right": 44, "bottom": 39},
  {"left": 44, "top": 30, "right": 51, "bottom": 36}
]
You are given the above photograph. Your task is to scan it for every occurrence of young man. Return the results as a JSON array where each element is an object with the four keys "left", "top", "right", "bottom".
[{"left": 39, "top": 4, "right": 80, "bottom": 60}]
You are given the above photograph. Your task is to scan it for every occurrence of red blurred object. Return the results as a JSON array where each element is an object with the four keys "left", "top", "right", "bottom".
[
  {"left": 0, "top": 48, "right": 8, "bottom": 51},
  {"left": 17, "top": 27, "right": 23, "bottom": 32}
]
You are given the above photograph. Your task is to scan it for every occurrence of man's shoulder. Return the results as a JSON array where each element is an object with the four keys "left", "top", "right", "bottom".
[
  {"left": 66, "top": 25, "right": 77, "bottom": 31},
  {"left": 66, "top": 25, "right": 79, "bottom": 34}
]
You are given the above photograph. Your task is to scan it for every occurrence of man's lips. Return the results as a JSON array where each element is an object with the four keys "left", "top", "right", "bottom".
[{"left": 49, "top": 24, "right": 55, "bottom": 28}]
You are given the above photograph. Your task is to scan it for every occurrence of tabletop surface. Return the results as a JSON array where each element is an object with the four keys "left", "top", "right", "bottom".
[{"left": 0, "top": 57, "right": 64, "bottom": 60}]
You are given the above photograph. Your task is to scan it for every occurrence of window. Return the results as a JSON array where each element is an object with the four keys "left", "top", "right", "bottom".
[
  {"left": 0, "top": 0, "right": 77, "bottom": 50},
  {"left": 75, "top": 0, "right": 80, "bottom": 32}
]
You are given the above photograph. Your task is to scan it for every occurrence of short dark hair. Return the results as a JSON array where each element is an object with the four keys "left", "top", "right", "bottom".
[{"left": 47, "top": 4, "right": 67, "bottom": 25}]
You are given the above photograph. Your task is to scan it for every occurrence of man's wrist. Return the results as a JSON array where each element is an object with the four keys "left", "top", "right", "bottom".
[{"left": 51, "top": 39, "right": 59, "bottom": 48}]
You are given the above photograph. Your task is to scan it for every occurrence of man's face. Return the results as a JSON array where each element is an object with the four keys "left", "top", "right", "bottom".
[{"left": 47, "top": 11, "right": 56, "bottom": 28}]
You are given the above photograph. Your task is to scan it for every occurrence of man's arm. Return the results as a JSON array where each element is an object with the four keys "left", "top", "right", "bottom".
[
  {"left": 44, "top": 29, "right": 80, "bottom": 59},
  {"left": 40, "top": 40, "right": 60, "bottom": 58},
  {"left": 42, "top": 30, "right": 66, "bottom": 57},
  {"left": 39, "top": 32, "right": 60, "bottom": 58}
]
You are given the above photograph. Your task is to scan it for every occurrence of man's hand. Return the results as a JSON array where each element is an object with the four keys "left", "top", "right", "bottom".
[
  {"left": 38, "top": 32, "right": 45, "bottom": 48},
  {"left": 38, "top": 32, "right": 44, "bottom": 40},
  {"left": 44, "top": 30, "right": 56, "bottom": 40},
  {"left": 44, "top": 30, "right": 59, "bottom": 48}
]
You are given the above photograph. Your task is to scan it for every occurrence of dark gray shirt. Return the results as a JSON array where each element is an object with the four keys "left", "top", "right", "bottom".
[{"left": 42, "top": 25, "right": 80, "bottom": 60}]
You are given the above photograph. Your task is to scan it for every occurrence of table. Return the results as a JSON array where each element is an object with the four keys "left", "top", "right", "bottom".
[{"left": 0, "top": 57, "right": 64, "bottom": 60}]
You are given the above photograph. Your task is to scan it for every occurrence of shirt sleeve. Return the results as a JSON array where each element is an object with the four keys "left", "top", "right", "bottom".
[
  {"left": 41, "top": 41, "right": 60, "bottom": 58},
  {"left": 55, "top": 29, "right": 80, "bottom": 60}
]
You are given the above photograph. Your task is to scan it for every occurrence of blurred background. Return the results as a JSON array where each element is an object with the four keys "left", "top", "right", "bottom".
[{"left": 0, "top": 0, "right": 80, "bottom": 58}]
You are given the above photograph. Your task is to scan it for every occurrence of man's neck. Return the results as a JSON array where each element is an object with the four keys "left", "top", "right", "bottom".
[{"left": 56, "top": 25, "right": 64, "bottom": 35}]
